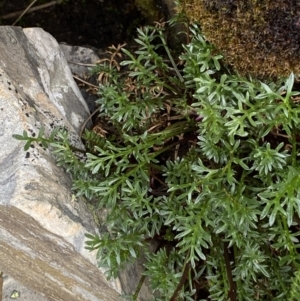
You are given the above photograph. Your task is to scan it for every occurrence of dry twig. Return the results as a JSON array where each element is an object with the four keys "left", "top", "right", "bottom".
[{"left": 7, "top": 0, "right": 57, "bottom": 25}]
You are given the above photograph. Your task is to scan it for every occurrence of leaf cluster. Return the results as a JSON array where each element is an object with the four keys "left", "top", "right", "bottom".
[{"left": 13, "top": 21, "right": 300, "bottom": 301}]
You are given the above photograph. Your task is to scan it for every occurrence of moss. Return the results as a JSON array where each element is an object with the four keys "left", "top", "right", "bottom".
[{"left": 180, "top": 0, "right": 300, "bottom": 79}]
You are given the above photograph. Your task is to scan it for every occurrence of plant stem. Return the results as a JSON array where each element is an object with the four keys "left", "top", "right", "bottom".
[
  {"left": 169, "top": 261, "right": 190, "bottom": 301},
  {"left": 224, "top": 241, "right": 236, "bottom": 301},
  {"left": 132, "top": 275, "right": 146, "bottom": 300},
  {"left": 159, "top": 31, "right": 184, "bottom": 83}
]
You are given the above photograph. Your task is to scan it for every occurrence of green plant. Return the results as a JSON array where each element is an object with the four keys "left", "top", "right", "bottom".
[
  {"left": 14, "top": 21, "right": 300, "bottom": 300},
  {"left": 289, "top": 268, "right": 300, "bottom": 301}
]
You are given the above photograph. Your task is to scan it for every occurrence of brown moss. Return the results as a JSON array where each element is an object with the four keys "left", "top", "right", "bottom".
[{"left": 180, "top": 0, "right": 300, "bottom": 79}]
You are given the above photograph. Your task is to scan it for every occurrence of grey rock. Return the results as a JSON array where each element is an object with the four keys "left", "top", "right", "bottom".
[
  {"left": 2, "top": 274, "right": 49, "bottom": 301},
  {"left": 59, "top": 44, "right": 100, "bottom": 114},
  {"left": 59, "top": 44, "right": 100, "bottom": 78},
  {"left": 0, "top": 26, "right": 122, "bottom": 301}
]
